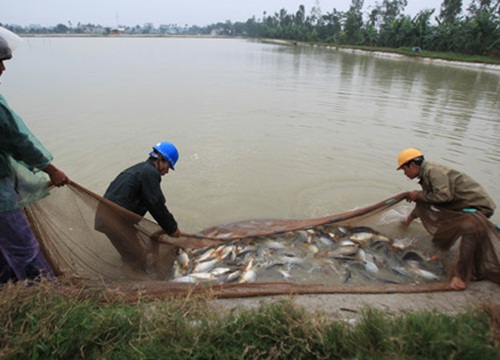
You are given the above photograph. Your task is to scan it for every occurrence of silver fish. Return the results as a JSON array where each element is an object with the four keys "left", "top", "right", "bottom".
[
  {"left": 278, "top": 269, "right": 294, "bottom": 281},
  {"left": 338, "top": 239, "right": 356, "bottom": 247},
  {"left": 239, "top": 269, "right": 257, "bottom": 283},
  {"left": 192, "top": 258, "right": 218, "bottom": 273},
  {"left": 391, "top": 266, "right": 412, "bottom": 278},
  {"left": 336, "top": 226, "right": 350, "bottom": 235},
  {"left": 235, "top": 245, "right": 258, "bottom": 260},
  {"left": 372, "top": 234, "right": 392, "bottom": 242},
  {"left": 356, "top": 249, "right": 379, "bottom": 273},
  {"left": 392, "top": 237, "right": 415, "bottom": 250},
  {"left": 210, "top": 267, "right": 232, "bottom": 276},
  {"left": 363, "top": 261, "right": 379, "bottom": 274},
  {"left": 195, "top": 247, "right": 217, "bottom": 263},
  {"left": 172, "top": 262, "right": 185, "bottom": 279},
  {"left": 225, "top": 270, "right": 242, "bottom": 283},
  {"left": 295, "top": 230, "right": 310, "bottom": 243},
  {"left": 304, "top": 242, "right": 319, "bottom": 254},
  {"left": 239, "top": 258, "right": 257, "bottom": 283},
  {"left": 215, "top": 245, "right": 236, "bottom": 261},
  {"left": 353, "top": 248, "right": 367, "bottom": 262},
  {"left": 324, "top": 244, "right": 359, "bottom": 258},
  {"left": 409, "top": 267, "right": 440, "bottom": 281},
  {"left": 191, "top": 246, "right": 212, "bottom": 257},
  {"left": 263, "top": 239, "right": 285, "bottom": 250},
  {"left": 279, "top": 254, "right": 305, "bottom": 266},
  {"left": 171, "top": 272, "right": 218, "bottom": 283},
  {"left": 349, "top": 232, "right": 374, "bottom": 243},
  {"left": 318, "top": 233, "right": 335, "bottom": 246},
  {"left": 189, "top": 272, "right": 219, "bottom": 282},
  {"left": 176, "top": 249, "right": 191, "bottom": 270},
  {"left": 171, "top": 275, "right": 198, "bottom": 283}
]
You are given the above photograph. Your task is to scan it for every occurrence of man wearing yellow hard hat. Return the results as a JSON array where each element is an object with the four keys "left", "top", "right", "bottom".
[{"left": 397, "top": 148, "right": 498, "bottom": 290}]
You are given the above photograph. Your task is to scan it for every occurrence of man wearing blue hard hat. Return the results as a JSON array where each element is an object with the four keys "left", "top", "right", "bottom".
[{"left": 96, "top": 141, "right": 182, "bottom": 271}]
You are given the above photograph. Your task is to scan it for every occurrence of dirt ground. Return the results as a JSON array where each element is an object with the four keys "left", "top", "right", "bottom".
[
  {"left": 214, "top": 280, "right": 500, "bottom": 321},
  {"left": 212, "top": 237, "right": 500, "bottom": 320}
]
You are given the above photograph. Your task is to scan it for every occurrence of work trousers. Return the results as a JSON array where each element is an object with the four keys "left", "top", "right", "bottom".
[{"left": 0, "top": 208, "right": 54, "bottom": 283}]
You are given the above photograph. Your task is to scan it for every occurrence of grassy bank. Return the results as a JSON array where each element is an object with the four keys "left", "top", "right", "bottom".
[
  {"left": 358, "top": 46, "right": 500, "bottom": 65},
  {"left": 1, "top": 281, "right": 499, "bottom": 359},
  {"left": 325, "top": 44, "right": 500, "bottom": 65},
  {"left": 259, "top": 38, "right": 500, "bottom": 66}
]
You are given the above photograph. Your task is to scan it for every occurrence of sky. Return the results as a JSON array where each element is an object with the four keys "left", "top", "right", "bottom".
[{"left": 1, "top": 0, "right": 474, "bottom": 27}]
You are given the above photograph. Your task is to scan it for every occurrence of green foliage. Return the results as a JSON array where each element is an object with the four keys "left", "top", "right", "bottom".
[
  {"left": 231, "top": 2, "right": 499, "bottom": 58},
  {"left": 0, "top": 282, "right": 499, "bottom": 359},
  {"left": 390, "top": 310, "right": 494, "bottom": 359},
  {"left": 5, "top": 2, "right": 500, "bottom": 58},
  {"left": 439, "top": 0, "right": 464, "bottom": 25},
  {"left": 212, "top": 2, "right": 498, "bottom": 58}
]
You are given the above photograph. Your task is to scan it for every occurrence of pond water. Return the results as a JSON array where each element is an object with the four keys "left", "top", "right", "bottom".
[{"left": 2, "top": 37, "right": 500, "bottom": 232}]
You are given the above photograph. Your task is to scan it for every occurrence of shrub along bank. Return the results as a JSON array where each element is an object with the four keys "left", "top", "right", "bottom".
[{"left": 0, "top": 281, "right": 498, "bottom": 359}]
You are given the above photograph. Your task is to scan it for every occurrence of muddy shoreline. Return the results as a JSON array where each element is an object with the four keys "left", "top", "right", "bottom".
[
  {"left": 262, "top": 38, "right": 500, "bottom": 73},
  {"left": 215, "top": 280, "right": 500, "bottom": 320}
]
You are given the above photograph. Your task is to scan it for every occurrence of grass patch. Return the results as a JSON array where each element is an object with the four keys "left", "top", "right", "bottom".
[
  {"left": 302, "top": 42, "right": 500, "bottom": 65},
  {"left": 394, "top": 47, "right": 500, "bottom": 65},
  {"left": 0, "top": 280, "right": 498, "bottom": 359}
]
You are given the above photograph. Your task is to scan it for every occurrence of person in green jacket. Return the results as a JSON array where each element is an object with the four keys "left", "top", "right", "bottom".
[
  {"left": 0, "top": 27, "right": 70, "bottom": 283},
  {"left": 397, "top": 148, "right": 497, "bottom": 290}
]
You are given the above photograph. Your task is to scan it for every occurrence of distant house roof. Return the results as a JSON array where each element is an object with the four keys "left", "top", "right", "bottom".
[{"left": 110, "top": 28, "right": 124, "bottom": 34}]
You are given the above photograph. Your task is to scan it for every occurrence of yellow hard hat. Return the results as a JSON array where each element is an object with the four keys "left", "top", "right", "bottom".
[{"left": 397, "top": 148, "right": 424, "bottom": 169}]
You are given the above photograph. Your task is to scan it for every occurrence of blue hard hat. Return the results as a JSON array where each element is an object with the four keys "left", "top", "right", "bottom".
[{"left": 150, "top": 141, "right": 179, "bottom": 170}]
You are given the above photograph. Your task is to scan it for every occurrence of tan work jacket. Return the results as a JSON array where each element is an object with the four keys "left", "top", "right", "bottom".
[{"left": 417, "top": 161, "right": 496, "bottom": 217}]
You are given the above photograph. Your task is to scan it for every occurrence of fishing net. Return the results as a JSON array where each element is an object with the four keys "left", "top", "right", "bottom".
[
  {"left": 23, "top": 182, "right": 500, "bottom": 300},
  {"left": 415, "top": 202, "right": 500, "bottom": 285}
]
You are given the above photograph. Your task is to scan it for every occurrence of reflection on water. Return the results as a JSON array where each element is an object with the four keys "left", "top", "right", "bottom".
[{"left": 2, "top": 37, "right": 500, "bottom": 231}]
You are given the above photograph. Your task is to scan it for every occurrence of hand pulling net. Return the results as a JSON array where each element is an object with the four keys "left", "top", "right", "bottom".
[{"left": 23, "top": 182, "right": 499, "bottom": 300}]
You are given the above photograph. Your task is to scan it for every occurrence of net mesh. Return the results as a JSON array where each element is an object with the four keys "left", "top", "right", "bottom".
[
  {"left": 23, "top": 182, "right": 500, "bottom": 300},
  {"left": 415, "top": 202, "right": 500, "bottom": 284}
]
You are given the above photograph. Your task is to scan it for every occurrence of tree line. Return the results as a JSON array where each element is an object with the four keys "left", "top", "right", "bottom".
[
  {"left": 2, "top": 0, "right": 499, "bottom": 57},
  {"left": 205, "top": 0, "right": 500, "bottom": 57}
]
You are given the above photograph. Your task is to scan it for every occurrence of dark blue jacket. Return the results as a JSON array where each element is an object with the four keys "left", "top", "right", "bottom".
[{"left": 103, "top": 159, "right": 178, "bottom": 234}]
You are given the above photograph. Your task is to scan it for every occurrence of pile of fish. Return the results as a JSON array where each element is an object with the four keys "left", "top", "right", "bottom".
[{"left": 170, "top": 224, "right": 446, "bottom": 286}]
